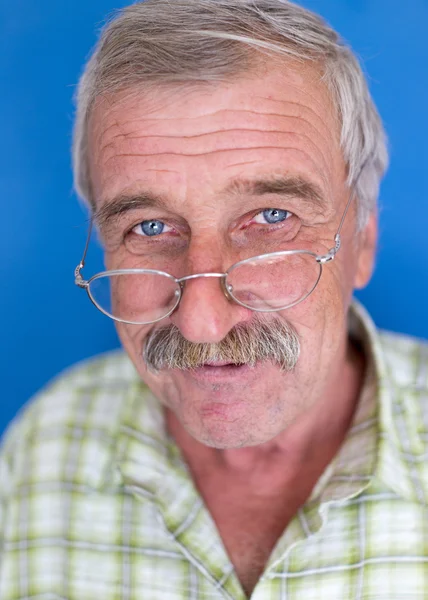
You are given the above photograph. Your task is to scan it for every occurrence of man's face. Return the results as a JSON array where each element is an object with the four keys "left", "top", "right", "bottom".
[{"left": 88, "top": 62, "right": 376, "bottom": 448}]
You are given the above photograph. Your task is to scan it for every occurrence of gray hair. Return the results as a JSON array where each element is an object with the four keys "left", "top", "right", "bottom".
[
  {"left": 73, "top": 0, "right": 388, "bottom": 228},
  {"left": 143, "top": 317, "right": 300, "bottom": 372}
]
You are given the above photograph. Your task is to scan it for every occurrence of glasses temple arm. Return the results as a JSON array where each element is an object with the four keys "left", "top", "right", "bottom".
[
  {"left": 336, "top": 186, "right": 357, "bottom": 238},
  {"left": 319, "top": 151, "right": 372, "bottom": 264},
  {"left": 317, "top": 187, "right": 357, "bottom": 264},
  {"left": 75, "top": 217, "right": 93, "bottom": 287}
]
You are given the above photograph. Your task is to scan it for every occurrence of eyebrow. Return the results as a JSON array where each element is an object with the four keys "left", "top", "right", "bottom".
[
  {"left": 95, "top": 175, "right": 327, "bottom": 231},
  {"left": 225, "top": 175, "right": 327, "bottom": 210},
  {"left": 94, "top": 192, "right": 168, "bottom": 232}
]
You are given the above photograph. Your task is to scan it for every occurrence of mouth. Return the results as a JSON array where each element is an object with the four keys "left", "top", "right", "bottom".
[
  {"left": 202, "top": 360, "right": 246, "bottom": 367},
  {"left": 188, "top": 361, "right": 256, "bottom": 380}
]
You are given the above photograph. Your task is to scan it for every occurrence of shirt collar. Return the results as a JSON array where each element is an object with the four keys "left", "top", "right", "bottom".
[{"left": 314, "top": 299, "right": 428, "bottom": 506}]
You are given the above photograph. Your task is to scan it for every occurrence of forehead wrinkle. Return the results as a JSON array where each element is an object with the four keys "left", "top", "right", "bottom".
[
  {"left": 101, "top": 132, "right": 332, "bottom": 176},
  {"left": 109, "top": 125, "right": 330, "bottom": 152},
  {"left": 94, "top": 110, "right": 338, "bottom": 190},
  {"left": 91, "top": 65, "right": 341, "bottom": 163},
  {"left": 102, "top": 142, "right": 328, "bottom": 164},
  {"left": 255, "top": 86, "right": 337, "bottom": 124},
  {"left": 101, "top": 105, "right": 335, "bottom": 148}
]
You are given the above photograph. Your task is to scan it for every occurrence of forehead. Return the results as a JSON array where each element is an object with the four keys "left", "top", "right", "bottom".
[{"left": 88, "top": 62, "right": 345, "bottom": 210}]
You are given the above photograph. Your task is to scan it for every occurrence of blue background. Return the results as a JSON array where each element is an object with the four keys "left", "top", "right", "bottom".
[{"left": 1, "top": 0, "right": 427, "bottom": 435}]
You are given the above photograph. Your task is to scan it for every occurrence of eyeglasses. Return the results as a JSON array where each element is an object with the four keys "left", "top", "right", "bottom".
[{"left": 75, "top": 186, "right": 356, "bottom": 325}]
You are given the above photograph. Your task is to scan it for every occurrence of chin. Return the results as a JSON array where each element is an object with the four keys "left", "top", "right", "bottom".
[
  {"left": 192, "top": 427, "right": 263, "bottom": 449},
  {"left": 181, "top": 405, "right": 279, "bottom": 448}
]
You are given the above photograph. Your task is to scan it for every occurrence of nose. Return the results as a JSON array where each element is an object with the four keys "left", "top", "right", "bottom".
[{"left": 169, "top": 273, "right": 252, "bottom": 344}]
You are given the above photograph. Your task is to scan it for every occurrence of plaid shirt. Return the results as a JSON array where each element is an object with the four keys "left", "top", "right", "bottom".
[{"left": 1, "top": 301, "right": 428, "bottom": 600}]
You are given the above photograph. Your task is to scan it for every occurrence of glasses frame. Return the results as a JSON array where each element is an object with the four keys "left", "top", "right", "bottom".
[{"left": 75, "top": 183, "right": 357, "bottom": 325}]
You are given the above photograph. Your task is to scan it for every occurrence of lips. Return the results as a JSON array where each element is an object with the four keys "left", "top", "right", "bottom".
[
  {"left": 186, "top": 361, "right": 255, "bottom": 382},
  {"left": 202, "top": 360, "right": 244, "bottom": 367}
]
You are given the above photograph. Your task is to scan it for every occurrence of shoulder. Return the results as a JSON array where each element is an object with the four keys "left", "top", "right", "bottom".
[
  {"left": 375, "top": 329, "right": 428, "bottom": 502},
  {"left": 1, "top": 349, "right": 139, "bottom": 448},
  {"left": 378, "top": 329, "right": 428, "bottom": 391},
  {"left": 0, "top": 350, "right": 141, "bottom": 496}
]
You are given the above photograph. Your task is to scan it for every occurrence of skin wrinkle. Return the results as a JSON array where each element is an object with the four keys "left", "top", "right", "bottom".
[
  {"left": 108, "top": 117, "right": 333, "bottom": 155},
  {"left": 103, "top": 207, "right": 338, "bottom": 269},
  {"left": 95, "top": 175, "right": 329, "bottom": 233},
  {"left": 93, "top": 94, "right": 335, "bottom": 159},
  {"left": 102, "top": 202, "right": 335, "bottom": 267},
  {"left": 100, "top": 148, "right": 332, "bottom": 201},
  {"left": 121, "top": 109, "right": 332, "bottom": 143},
  {"left": 91, "top": 81, "right": 342, "bottom": 199},
  {"left": 108, "top": 129, "right": 334, "bottom": 173},
  {"left": 101, "top": 137, "right": 331, "bottom": 180},
  {"left": 99, "top": 112, "right": 333, "bottom": 172},
  {"left": 126, "top": 102, "right": 333, "bottom": 133},
  {"left": 99, "top": 118, "right": 334, "bottom": 170},
  {"left": 103, "top": 129, "right": 328, "bottom": 161},
  {"left": 224, "top": 160, "right": 258, "bottom": 169},
  {"left": 101, "top": 189, "right": 339, "bottom": 254},
  {"left": 89, "top": 64, "right": 374, "bottom": 459},
  {"left": 82, "top": 49, "right": 379, "bottom": 593}
]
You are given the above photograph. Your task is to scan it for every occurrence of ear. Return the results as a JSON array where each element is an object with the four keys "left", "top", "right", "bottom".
[{"left": 354, "top": 212, "right": 377, "bottom": 289}]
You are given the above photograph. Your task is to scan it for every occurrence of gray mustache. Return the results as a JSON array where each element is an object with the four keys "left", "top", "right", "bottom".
[{"left": 143, "top": 317, "right": 300, "bottom": 372}]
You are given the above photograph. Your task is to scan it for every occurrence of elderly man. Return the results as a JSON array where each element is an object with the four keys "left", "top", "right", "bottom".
[{"left": 1, "top": 0, "right": 427, "bottom": 598}]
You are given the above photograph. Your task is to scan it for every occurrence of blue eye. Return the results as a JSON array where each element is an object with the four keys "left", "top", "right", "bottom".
[
  {"left": 133, "top": 220, "right": 167, "bottom": 237},
  {"left": 254, "top": 209, "right": 291, "bottom": 225}
]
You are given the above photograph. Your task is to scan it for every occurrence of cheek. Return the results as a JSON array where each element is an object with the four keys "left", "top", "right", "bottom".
[
  {"left": 114, "top": 320, "right": 152, "bottom": 371},
  {"left": 228, "top": 250, "right": 323, "bottom": 310},
  {"left": 110, "top": 273, "right": 179, "bottom": 324},
  {"left": 282, "top": 264, "right": 350, "bottom": 363}
]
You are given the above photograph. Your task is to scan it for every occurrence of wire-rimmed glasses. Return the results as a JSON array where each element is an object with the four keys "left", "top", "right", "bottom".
[{"left": 75, "top": 185, "right": 356, "bottom": 325}]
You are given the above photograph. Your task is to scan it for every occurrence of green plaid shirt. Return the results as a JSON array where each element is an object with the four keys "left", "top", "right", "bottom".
[{"left": 1, "top": 301, "right": 428, "bottom": 599}]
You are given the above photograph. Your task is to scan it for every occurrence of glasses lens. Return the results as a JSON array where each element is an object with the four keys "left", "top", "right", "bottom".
[
  {"left": 226, "top": 251, "right": 321, "bottom": 310},
  {"left": 88, "top": 271, "right": 181, "bottom": 324}
]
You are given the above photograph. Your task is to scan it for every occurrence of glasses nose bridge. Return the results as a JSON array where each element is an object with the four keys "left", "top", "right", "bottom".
[{"left": 176, "top": 271, "right": 231, "bottom": 302}]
